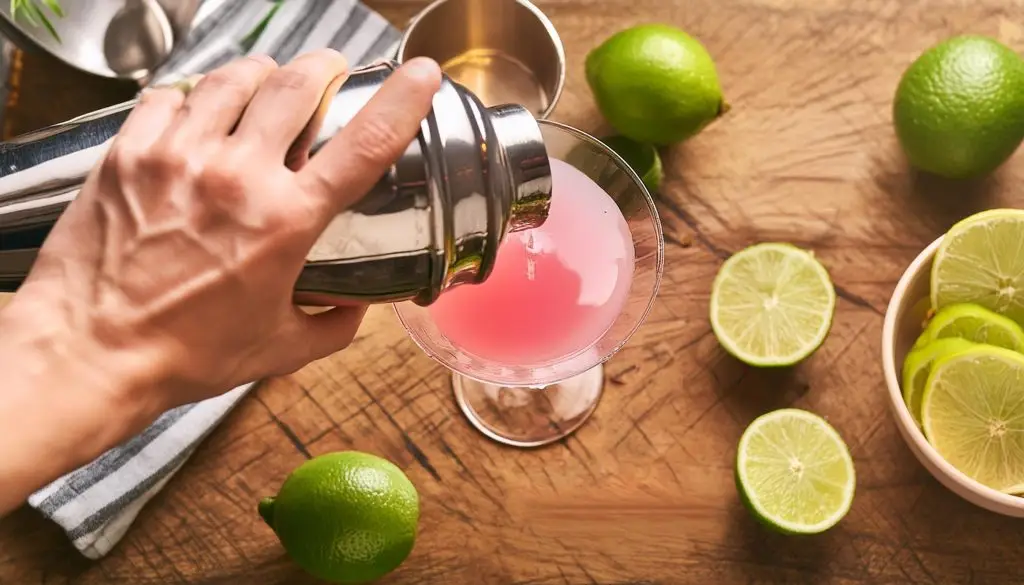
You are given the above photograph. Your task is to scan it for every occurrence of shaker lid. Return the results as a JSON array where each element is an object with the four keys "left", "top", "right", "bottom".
[{"left": 488, "top": 104, "right": 552, "bottom": 233}]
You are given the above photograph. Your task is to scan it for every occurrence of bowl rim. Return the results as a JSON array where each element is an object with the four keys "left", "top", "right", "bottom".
[{"left": 882, "top": 236, "right": 1024, "bottom": 511}]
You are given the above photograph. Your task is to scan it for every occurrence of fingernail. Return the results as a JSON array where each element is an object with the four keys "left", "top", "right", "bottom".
[{"left": 401, "top": 57, "right": 442, "bottom": 85}]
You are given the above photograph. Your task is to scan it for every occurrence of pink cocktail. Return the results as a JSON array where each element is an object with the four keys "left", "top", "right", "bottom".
[
  {"left": 428, "top": 158, "right": 634, "bottom": 368},
  {"left": 396, "top": 120, "right": 664, "bottom": 447}
]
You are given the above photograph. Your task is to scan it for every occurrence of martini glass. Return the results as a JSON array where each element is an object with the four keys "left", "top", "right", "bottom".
[{"left": 395, "top": 120, "right": 664, "bottom": 448}]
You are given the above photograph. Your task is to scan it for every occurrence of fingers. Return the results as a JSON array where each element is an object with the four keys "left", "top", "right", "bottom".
[
  {"left": 169, "top": 54, "right": 278, "bottom": 143},
  {"left": 233, "top": 49, "right": 350, "bottom": 160},
  {"left": 115, "top": 87, "right": 186, "bottom": 150},
  {"left": 298, "top": 58, "right": 442, "bottom": 219},
  {"left": 294, "top": 305, "right": 368, "bottom": 363}
]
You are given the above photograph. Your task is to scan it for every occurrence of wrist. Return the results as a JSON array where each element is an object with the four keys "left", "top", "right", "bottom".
[{"left": 0, "top": 297, "right": 166, "bottom": 513}]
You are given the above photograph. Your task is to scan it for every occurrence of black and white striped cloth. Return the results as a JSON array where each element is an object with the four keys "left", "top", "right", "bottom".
[{"left": 25, "top": 0, "right": 402, "bottom": 559}]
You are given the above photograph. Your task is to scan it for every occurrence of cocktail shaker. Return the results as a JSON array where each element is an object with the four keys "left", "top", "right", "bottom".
[{"left": 0, "top": 61, "right": 552, "bottom": 306}]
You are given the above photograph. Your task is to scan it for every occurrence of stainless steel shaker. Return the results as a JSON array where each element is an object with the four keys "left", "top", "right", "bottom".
[{"left": 0, "top": 61, "right": 552, "bottom": 306}]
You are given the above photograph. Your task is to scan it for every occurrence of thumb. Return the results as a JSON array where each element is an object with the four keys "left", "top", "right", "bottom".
[{"left": 295, "top": 305, "right": 368, "bottom": 363}]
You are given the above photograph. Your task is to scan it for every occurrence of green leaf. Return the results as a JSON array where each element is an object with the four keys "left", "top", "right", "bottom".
[
  {"left": 10, "top": 0, "right": 63, "bottom": 42},
  {"left": 42, "top": 0, "right": 63, "bottom": 17},
  {"left": 12, "top": 0, "right": 40, "bottom": 26},
  {"left": 240, "top": 0, "right": 285, "bottom": 53},
  {"left": 27, "top": 1, "right": 59, "bottom": 42}
]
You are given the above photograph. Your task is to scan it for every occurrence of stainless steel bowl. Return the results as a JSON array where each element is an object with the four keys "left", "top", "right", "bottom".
[
  {"left": 0, "top": 0, "right": 198, "bottom": 80},
  {"left": 397, "top": 0, "right": 565, "bottom": 120}
]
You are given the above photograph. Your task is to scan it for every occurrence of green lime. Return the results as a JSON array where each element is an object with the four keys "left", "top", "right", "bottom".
[
  {"left": 893, "top": 35, "right": 1024, "bottom": 179},
  {"left": 915, "top": 303, "right": 1024, "bottom": 351},
  {"left": 586, "top": 24, "right": 727, "bottom": 146},
  {"left": 922, "top": 345, "right": 1024, "bottom": 492},
  {"left": 259, "top": 451, "right": 419, "bottom": 584},
  {"left": 932, "top": 209, "right": 1024, "bottom": 326},
  {"left": 600, "top": 135, "right": 663, "bottom": 193},
  {"left": 901, "top": 337, "right": 977, "bottom": 426},
  {"left": 709, "top": 243, "right": 836, "bottom": 367},
  {"left": 735, "top": 409, "right": 856, "bottom": 534}
]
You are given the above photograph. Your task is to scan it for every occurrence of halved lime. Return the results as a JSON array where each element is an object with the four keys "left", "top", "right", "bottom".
[
  {"left": 932, "top": 209, "right": 1024, "bottom": 326},
  {"left": 710, "top": 243, "right": 836, "bottom": 366},
  {"left": 735, "top": 409, "right": 856, "bottom": 534},
  {"left": 914, "top": 303, "right": 1024, "bottom": 351},
  {"left": 600, "top": 135, "right": 663, "bottom": 193},
  {"left": 922, "top": 345, "right": 1024, "bottom": 493},
  {"left": 902, "top": 337, "right": 977, "bottom": 426}
]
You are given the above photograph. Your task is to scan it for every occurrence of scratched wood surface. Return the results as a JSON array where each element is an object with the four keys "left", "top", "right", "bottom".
[{"left": 2, "top": 0, "right": 1024, "bottom": 583}]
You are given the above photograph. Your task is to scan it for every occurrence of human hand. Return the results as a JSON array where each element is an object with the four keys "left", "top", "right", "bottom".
[{"left": 1, "top": 51, "right": 442, "bottom": 422}]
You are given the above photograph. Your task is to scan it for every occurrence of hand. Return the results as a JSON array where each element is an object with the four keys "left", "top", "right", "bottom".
[{"left": 0, "top": 51, "right": 442, "bottom": 501}]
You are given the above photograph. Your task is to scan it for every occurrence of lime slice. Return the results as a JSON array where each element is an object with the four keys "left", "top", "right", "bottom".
[
  {"left": 710, "top": 243, "right": 836, "bottom": 366},
  {"left": 932, "top": 209, "right": 1024, "bottom": 326},
  {"left": 902, "top": 337, "right": 977, "bottom": 426},
  {"left": 921, "top": 345, "right": 1024, "bottom": 493},
  {"left": 1005, "top": 484, "right": 1024, "bottom": 496},
  {"left": 735, "top": 409, "right": 856, "bottom": 534},
  {"left": 600, "top": 135, "right": 663, "bottom": 193},
  {"left": 915, "top": 303, "right": 1024, "bottom": 351}
]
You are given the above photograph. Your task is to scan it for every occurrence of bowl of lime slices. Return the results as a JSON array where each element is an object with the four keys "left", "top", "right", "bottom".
[{"left": 883, "top": 210, "right": 1024, "bottom": 518}]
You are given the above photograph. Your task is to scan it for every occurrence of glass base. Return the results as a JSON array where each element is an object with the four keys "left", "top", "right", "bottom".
[{"left": 452, "top": 364, "right": 604, "bottom": 448}]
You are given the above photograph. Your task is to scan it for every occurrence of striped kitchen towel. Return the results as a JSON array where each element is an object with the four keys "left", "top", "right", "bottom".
[{"left": 25, "top": 0, "right": 402, "bottom": 560}]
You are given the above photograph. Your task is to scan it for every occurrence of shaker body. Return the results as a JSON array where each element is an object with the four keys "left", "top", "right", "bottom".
[{"left": 0, "top": 61, "right": 551, "bottom": 304}]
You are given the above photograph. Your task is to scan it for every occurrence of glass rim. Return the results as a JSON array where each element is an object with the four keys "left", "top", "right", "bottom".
[{"left": 395, "top": 121, "right": 666, "bottom": 386}]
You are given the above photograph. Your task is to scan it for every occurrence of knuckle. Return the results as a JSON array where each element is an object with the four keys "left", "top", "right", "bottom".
[
  {"left": 140, "top": 148, "right": 189, "bottom": 179},
  {"left": 195, "top": 160, "right": 246, "bottom": 202},
  {"left": 102, "top": 145, "right": 141, "bottom": 184},
  {"left": 137, "top": 86, "right": 183, "bottom": 108},
  {"left": 106, "top": 142, "right": 187, "bottom": 182},
  {"left": 194, "top": 69, "right": 253, "bottom": 103},
  {"left": 347, "top": 115, "right": 405, "bottom": 166},
  {"left": 264, "top": 68, "right": 313, "bottom": 94},
  {"left": 103, "top": 144, "right": 135, "bottom": 175}
]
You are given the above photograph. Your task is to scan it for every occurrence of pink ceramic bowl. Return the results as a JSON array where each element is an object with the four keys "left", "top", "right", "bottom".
[{"left": 882, "top": 237, "right": 1024, "bottom": 517}]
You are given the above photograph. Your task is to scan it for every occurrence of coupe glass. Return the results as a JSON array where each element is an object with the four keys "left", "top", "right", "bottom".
[{"left": 395, "top": 120, "right": 664, "bottom": 448}]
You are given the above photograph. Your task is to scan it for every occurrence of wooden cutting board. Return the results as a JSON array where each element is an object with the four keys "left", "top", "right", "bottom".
[{"left": 1, "top": 0, "right": 1024, "bottom": 583}]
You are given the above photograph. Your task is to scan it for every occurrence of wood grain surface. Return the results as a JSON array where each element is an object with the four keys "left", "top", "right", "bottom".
[{"left": 2, "top": 0, "right": 1024, "bottom": 583}]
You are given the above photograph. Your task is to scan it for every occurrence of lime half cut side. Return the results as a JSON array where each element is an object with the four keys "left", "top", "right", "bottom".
[
  {"left": 710, "top": 243, "right": 836, "bottom": 367},
  {"left": 922, "top": 345, "right": 1024, "bottom": 493},
  {"left": 932, "top": 209, "right": 1024, "bottom": 326},
  {"left": 736, "top": 409, "right": 856, "bottom": 534},
  {"left": 916, "top": 303, "right": 1024, "bottom": 351},
  {"left": 902, "top": 337, "right": 977, "bottom": 426}
]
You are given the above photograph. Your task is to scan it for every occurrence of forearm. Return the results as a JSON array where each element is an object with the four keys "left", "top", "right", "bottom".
[{"left": 0, "top": 297, "right": 162, "bottom": 516}]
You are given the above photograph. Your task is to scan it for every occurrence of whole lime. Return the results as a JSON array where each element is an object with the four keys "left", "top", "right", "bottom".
[
  {"left": 586, "top": 24, "right": 727, "bottom": 146},
  {"left": 893, "top": 35, "right": 1024, "bottom": 179},
  {"left": 259, "top": 451, "right": 419, "bottom": 584}
]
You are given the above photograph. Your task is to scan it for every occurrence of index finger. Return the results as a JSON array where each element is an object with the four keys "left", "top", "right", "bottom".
[{"left": 298, "top": 58, "right": 442, "bottom": 217}]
